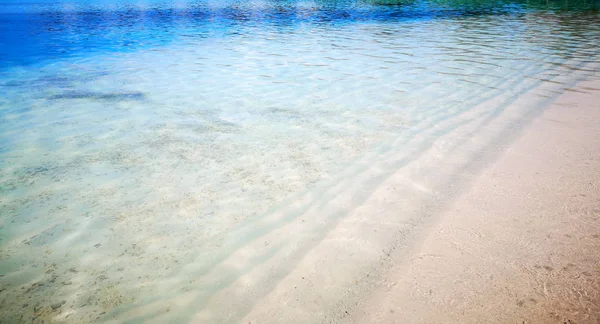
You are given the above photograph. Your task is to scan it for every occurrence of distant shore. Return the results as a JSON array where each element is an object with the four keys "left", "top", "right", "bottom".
[{"left": 352, "top": 77, "right": 600, "bottom": 323}]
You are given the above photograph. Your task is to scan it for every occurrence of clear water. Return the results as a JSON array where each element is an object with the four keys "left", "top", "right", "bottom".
[{"left": 1, "top": 0, "right": 599, "bottom": 322}]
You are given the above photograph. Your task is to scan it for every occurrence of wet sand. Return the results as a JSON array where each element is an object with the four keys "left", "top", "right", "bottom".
[{"left": 352, "top": 78, "right": 600, "bottom": 323}]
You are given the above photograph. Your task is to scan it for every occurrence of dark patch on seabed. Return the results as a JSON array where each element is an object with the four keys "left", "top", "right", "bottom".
[{"left": 48, "top": 90, "right": 147, "bottom": 101}]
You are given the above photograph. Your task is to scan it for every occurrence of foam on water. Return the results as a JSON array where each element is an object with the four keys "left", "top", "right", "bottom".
[{"left": 1, "top": 0, "right": 599, "bottom": 322}]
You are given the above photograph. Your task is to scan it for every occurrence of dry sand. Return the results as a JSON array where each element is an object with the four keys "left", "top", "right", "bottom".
[{"left": 351, "top": 79, "right": 600, "bottom": 323}]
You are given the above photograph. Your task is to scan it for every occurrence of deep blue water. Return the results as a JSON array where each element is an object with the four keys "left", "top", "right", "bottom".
[{"left": 1, "top": 0, "right": 598, "bottom": 68}]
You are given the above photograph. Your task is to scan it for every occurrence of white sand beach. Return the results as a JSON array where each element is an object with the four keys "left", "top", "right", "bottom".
[{"left": 349, "top": 79, "right": 600, "bottom": 323}]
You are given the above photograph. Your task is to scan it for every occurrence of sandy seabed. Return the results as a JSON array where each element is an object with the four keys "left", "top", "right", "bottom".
[{"left": 1, "top": 56, "right": 599, "bottom": 324}]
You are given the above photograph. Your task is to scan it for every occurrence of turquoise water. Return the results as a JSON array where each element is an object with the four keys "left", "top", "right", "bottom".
[{"left": 1, "top": 0, "right": 599, "bottom": 322}]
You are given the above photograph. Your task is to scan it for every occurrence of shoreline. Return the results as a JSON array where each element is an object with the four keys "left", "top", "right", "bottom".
[
  {"left": 3, "top": 70, "right": 597, "bottom": 323},
  {"left": 351, "top": 77, "right": 600, "bottom": 323}
]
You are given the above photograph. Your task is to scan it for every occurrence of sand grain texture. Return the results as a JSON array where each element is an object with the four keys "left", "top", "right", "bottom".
[{"left": 355, "top": 79, "right": 600, "bottom": 323}]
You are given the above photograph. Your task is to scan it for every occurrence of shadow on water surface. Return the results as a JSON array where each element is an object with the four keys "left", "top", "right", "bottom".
[{"left": 48, "top": 91, "right": 147, "bottom": 101}]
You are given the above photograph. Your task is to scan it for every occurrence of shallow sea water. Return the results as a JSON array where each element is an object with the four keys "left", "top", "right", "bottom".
[{"left": 1, "top": 0, "right": 600, "bottom": 322}]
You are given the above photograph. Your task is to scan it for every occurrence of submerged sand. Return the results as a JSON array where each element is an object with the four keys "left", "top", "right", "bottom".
[{"left": 1, "top": 58, "right": 598, "bottom": 324}]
